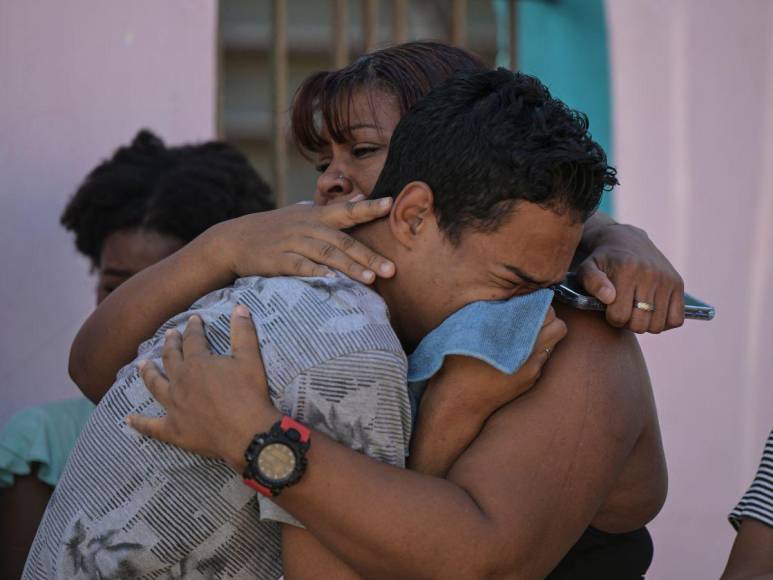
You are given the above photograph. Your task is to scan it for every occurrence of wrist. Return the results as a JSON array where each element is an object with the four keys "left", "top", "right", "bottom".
[
  {"left": 583, "top": 220, "right": 646, "bottom": 252},
  {"left": 201, "top": 218, "right": 248, "bottom": 280},
  {"left": 581, "top": 212, "right": 615, "bottom": 250},
  {"left": 224, "top": 404, "right": 283, "bottom": 472},
  {"left": 419, "top": 385, "right": 490, "bottom": 426}
]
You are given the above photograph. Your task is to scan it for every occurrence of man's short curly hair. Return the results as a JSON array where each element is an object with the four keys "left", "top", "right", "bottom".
[
  {"left": 60, "top": 129, "right": 274, "bottom": 266},
  {"left": 372, "top": 68, "right": 618, "bottom": 243}
]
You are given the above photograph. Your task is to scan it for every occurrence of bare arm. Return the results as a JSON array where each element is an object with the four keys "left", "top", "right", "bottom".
[
  {"left": 132, "top": 306, "right": 653, "bottom": 579},
  {"left": 70, "top": 200, "right": 394, "bottom": 402},
  {"left": 283, "top": 309, "right": 567, "bottom": 577},
  {"left": 270, "top": 309, "right": 649, "bottom": 579},
  {"left": 408, "top": 308, "right": 566, "bottom": 477},
  {"left": 722, "top": 519, "right": 773, "bottom": 580},
  {"left": 282, "top": 527, "right": 362, "bottom": 580},
  {"left": 582, "top": 209, "right": 616, "bottom": 237}
]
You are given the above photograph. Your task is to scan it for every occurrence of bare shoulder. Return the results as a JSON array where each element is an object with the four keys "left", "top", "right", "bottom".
[
  {"left": 446, "top": 303, "right": 659, "bottom": 572},
  {"left": 554, "top": 302, "right": 644, "bottom": 360},
  {"left": 550, "top": 303, "right": 650, "bottom": 419},
  {"left": 460, "top": 303, "right": 652, "bottom": 465}
]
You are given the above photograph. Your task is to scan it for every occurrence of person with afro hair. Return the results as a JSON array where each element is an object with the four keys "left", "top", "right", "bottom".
[{"left": 0, "top": 128, "right": 274, "bottom": 578}]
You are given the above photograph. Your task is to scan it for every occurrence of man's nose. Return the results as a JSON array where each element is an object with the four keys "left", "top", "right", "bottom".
[{"left": 315, "top": 168, "right": 354, "bottom": 205}]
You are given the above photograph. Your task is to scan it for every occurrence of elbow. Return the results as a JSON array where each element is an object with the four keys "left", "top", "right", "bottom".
[
  {"left": 429, "top": 530, "right": 533, "bottom": 580},
  {"left": 68, "top": 339, "right": 101, "bottom": 404},
  {"left": 68, "top": 336, "right": 87, "bottom": 386},
  {"left": 480, "top": 550, "right": 535, "bottom": 580}
]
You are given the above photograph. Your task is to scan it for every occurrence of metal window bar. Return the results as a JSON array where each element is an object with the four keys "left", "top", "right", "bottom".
[
  {"left": 333, "top": 0, "right": 349, "bottom": 68},
  {"left": 363, "top": 0, "right": 379, "bottom": 52},
  {"left": 264, "top": 0, "right": 499, "bottom": 206},
  {"left": 272, "top": 0, "right": 288, "bottom": 207},
  {"left": 392, "top": 0, "right": 407, "bottom": 43},
  {"left": 450, "top": 0, "right": 467, "bottom": 47},
  {"left": 509, "top": 0, "right": 518, "bottom": 70}
]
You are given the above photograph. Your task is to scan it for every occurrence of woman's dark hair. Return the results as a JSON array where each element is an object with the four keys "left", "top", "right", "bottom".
[
  {"left": 371, "top": 68, "right": 618, "bottom": 242},
  {"left": 291, "top": 41, "right": 486, "bottom": 157},
  {"left": 60, "top": 130, "right": 274, "bottom": 266}
]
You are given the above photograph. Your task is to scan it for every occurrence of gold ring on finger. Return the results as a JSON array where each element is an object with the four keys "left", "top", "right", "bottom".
[{"left": 634, "top": 300, "right": 656, "bottom": 312}]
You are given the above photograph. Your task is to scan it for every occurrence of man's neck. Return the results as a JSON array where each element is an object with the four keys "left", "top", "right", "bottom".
[{"left": 351, "top": 222, "right": 428, "bottom": 352}]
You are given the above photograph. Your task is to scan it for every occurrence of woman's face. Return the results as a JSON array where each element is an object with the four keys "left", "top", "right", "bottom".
[{"left": 313, "top": 90, "right": 402, "bottom": 206}]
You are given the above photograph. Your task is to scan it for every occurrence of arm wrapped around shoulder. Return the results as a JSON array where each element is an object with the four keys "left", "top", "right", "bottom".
[{"left": 258, "top": 349, "right": 411, "bottom": 527}]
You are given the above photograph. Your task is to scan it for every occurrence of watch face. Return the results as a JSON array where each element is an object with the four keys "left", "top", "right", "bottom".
[{"left": 257, "top": 443, "right": 297, "bottom": 483}]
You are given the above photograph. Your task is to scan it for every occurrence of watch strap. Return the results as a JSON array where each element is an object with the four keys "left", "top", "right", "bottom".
[
  {"left": 280, "top": 416, "right": 311, "bottom": 444},
  {"left": 242, "top": 416, "right": 311, "bottom": 497}
]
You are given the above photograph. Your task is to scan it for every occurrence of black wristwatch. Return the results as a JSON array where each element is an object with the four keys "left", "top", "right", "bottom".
[{"left": 242, "top": 416, "right": 311, "bottom": 497}]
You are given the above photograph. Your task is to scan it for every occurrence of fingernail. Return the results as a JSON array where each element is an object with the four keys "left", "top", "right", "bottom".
[
  {"left": 324, "top": 269, "right": 337, "bottom": 278},
  {"left": 598, "top": 287, "right": 615, "bottom": 303},
  {"left": 350, "top": 193, "right": 365, "bottom": 202},
  {"left": 362, "top": 270, "right": 375, "bottom": 283},
  {"left": 379, "top": 197, "right": 392, "bottom": 209},
  {"left": 379, "top": 262, "right": 393, "bottom": 275},
  {"left": 189, "top": 314, "right": 201, "bottom": 323},
  {"left": 137, "top": 360, "right": 147, "bottom": 370},
  {"left": 164, "top": 329, "right": 176, "bottom": 338},
  {"left": 234, "top": 304, "right": 250, "bottom": 318}
]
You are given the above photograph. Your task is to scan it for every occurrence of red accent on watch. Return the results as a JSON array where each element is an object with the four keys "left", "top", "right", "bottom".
[
  {"left": 243, "top": 477, "right": 272, "bottom": 496},
  {"left": 242, "top": 416, "right": 312, "bottom": 497},
  {"left": 280, "top": 416, "right": 310, "bottom": 443}
]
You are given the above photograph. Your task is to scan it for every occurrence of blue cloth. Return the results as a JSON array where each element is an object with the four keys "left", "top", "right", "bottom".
[
  {"left": 0, "top": 397, "right": 95, "bottom": 487},
  {"left": 407, "top": 289, "right": 554, "bottom": 383}
]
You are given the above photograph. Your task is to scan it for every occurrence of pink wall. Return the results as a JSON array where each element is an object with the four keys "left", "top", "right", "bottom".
[
  {"left": 0, "top": 1, "right": 218, "bottom": 427},
  {"left": 606, "top": 1, "right": 773, "bottom": 577}
]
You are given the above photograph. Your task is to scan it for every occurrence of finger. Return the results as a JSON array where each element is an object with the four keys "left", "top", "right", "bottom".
[
  {"left": 647, "top": 286, "right": 671, "bottom": 334},
  {"left": 531, "top": 317, "right": 568, "bottom": 364},
  {"left": 138, "top": 359, "right": 172, "bottom": 406},
  {"left": 627, "top": 287, "right": 656, "bottom": 334},
  {"left": 230, "top": 305, "right": 263, "bottom": 366},
  {"left": 182, "top": 315, "right": 210, "bottom": 359},
  {"left": 126, "top": 413, "right": 171, "bottom": 444},
  {"left": 284, "top": 253, "right": 335, "bottom": 279},
  {"left": 575, "top": 259, "right": 617, "bottom": 304},
  {"left": 520, "top": 319, "right": 567, "bottom": 383},
  {"left": 666, "top": 285, "right": 685, "bottom": 329},
  {"left": 285, "top": 251, "right": 374, "bottom": 284},
  {"left": 320, "top": 197, "right": 393, "bottom": 229},
  {"left": 298, "top": 236, "right": 381, "bottom": 284},
  {"left": 161, "top": 329, "right": 183, "bottom": 375},
  {"left": 305, "top": 225, "right": 395, "bottom": 279},
  {"left": 605, "top": 273, "right": 636, "bottom": 328},
  {"left": 542, "top": 306, "right": 556, "bottom": 328}
]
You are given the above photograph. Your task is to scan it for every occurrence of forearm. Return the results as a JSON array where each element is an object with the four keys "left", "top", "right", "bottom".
[
  {"left": 408, "top": 390, "right": 487, "bottom": 477},
  {"left": 722, "top": 519, "right": 773, "bottom": 580},
  {"left": 282, "top": 526, "right": 362, "bottom": 580},
  {"left": 407, "top": 352, "right": 549, "bottom": 477},
  {"left": 271, "top": 431, "right": 504, "bottom": 580},
  {"left": 579, "top": 210, "right": 616, "bottom": 252},
  {"left": 70, "top": 224, "right": 235, "bottom": 402}
]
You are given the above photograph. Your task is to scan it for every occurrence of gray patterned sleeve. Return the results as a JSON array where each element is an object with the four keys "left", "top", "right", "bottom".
[{"left": 258, "top": 349, "right": 412, "bottom": 527}]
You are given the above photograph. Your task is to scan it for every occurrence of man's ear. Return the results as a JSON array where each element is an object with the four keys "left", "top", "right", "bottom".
[{"left": 389, "top": 181, "right": 436, "bottom": 249}]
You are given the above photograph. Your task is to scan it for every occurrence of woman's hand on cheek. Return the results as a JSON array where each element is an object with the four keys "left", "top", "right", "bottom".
[
  {"left": 576, "top": 223, "right": 685, "bottom": 334},
  {"left": 127, "top": 306, "right": 281, "bottom": 472},
  {"left": 211, "top": 196, "right": 395, "bottom": 285}
]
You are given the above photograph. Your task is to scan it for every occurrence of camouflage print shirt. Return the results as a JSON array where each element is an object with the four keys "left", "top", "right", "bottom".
[{"left": 24, "top": 274, "right": 411, "bottom": 580}]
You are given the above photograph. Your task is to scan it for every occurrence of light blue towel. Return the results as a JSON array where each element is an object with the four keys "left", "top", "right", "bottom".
[{"left": 407, "top": 288, "right": 554, "bottom": 383}]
